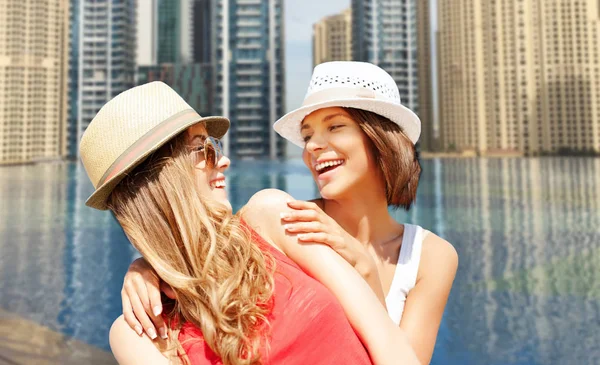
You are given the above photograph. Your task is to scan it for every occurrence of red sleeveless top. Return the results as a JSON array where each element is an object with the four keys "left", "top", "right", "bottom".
[{"left": 176, "top": 225, "right": 373, "bottom": 364}]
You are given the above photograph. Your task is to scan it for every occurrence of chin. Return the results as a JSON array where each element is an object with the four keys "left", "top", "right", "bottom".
[
  {"left": 318, "top": 183, "right": 346, "bottom": 200},
  {"left": 212, "top": 191, "right": 232, "bottom": 212}
]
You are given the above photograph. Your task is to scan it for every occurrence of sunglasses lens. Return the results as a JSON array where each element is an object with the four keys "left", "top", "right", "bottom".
[{"left": 205, "top": 141, "right": 216, "bottom": 168}]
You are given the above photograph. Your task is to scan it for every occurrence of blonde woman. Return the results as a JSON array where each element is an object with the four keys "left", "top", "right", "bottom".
[
  {"left": 123, "top": 62, "right": 458, "bottom": 364},
  {"left": 80, "top": 82, "right": 418, "bottom": 364}
]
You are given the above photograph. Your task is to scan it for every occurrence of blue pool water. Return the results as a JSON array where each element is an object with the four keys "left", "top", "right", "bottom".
[{"left": 1, "top": 157, "right": 599, "bottom": 364}]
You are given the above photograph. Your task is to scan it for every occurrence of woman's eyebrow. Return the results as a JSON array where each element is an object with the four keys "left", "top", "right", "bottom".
[
  {"left": 322, "top": 113, "right": 348, "bottom": 122},
  {"left": 301, "top": 113, "right": 349, "bottom": 131},
  {"left": 190, "top": 134, "right": 208, "bottom": 144}
]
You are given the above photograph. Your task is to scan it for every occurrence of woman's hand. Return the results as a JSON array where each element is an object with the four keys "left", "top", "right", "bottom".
[
  {"left": 121, "top": 258, "right": 174, "bottom": 340},
  {"left": 281, "top": 199, "right": 386, "bottom": 304}
]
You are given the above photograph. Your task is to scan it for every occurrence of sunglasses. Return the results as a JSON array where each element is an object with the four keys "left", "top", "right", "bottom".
[{"left": 192, "top": 136, "right": 224, "bottom": 169}]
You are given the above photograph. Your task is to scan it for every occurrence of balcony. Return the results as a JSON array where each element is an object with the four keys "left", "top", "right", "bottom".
[{"left": 236, "top": 125, "right": 263, "bottom": 132}]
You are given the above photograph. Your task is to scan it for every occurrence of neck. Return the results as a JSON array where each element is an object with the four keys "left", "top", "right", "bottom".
[{"left": 322, "top": 188, "right": 401, "bottom": 246}]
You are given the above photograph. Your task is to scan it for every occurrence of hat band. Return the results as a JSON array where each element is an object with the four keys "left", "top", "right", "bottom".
[
  {"left": 98, "top": 109, "right": 201, "bottom": 187},
  {"left": 301, "top": 87, "right": 381, "bottom": 107}
]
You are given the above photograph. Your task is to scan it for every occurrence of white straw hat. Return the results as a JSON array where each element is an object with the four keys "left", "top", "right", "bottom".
[
  {"left": 79, "top": 81, "right": 230, "bottom": 210},
  {"left": 273, "top": 61, "right": 421, "bottom": 147}
]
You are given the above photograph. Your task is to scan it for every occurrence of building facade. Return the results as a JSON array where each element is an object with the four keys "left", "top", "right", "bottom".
[
  {"left": 138, "top": 63, "right": 213, "bottom": 117},
  {"left": 213, "top": 0, "right": 286, "bottom": 160},
  {"left": 416, "top": 0, "right": 434, "bottom": 151},
  {"left": 352, "top": 0, "right": 419, "bottom": 114},
  {"left": 313, "top": 8, "right": 352, "bottom": 67},
  {"left": 438, "top": 0, "right": 600, "bottom": 155},
  {"left": 0, "top": 0, "right": 70, "bottom": 164},
  {"left": 68, "top": 0, "right": 137, "bottom": 158}
]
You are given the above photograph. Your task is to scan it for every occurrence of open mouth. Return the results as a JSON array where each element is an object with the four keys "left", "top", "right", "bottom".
[
  {"left": 210, "top": 179, "right": 226, "bottom": 189},
  {"left": 315, "top": 159, "right": 345, "bottom": 175}
]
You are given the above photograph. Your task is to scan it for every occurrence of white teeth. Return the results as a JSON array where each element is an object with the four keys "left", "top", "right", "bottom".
[
  {"left": 315, "top": 159, "right": 344, "bottom": 172},
  {"left": 211, "top": 180, "right": 226, "bottom": 188}
]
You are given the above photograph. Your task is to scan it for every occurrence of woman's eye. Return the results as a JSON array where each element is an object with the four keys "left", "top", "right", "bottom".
[
  {"left": 302, "top": 135, "right": 312, "bottom": 142},
  {"left": 329, "top": 124, "right": 344, "bottom": 131}
]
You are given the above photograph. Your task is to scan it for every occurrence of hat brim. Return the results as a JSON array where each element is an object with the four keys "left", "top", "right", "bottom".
[
  {"left": 273, "top": 98, "right": 421, "bottom": 147},
  {"left": 85, "top": 115, "right": 229, "bottom": 211}
]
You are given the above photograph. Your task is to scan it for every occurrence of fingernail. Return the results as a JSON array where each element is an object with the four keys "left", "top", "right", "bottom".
[
  {"left": 147, "top": 328, "right": 157, "bottom": 340},
  {"left": 134, "top": 325, "right": 143, "bottom": 336},
  {"left": 280, "top": 212, "right": 290, "bottom": 219},
  {"left": 153, "top": 305, "right": 162, "bottom": 316},
  {"left": 298, "top": 234, "right": 307, "bottom": 240},
  {"left": 159, "top": 327, "right": 168, "bottom": 339},
  {"left": 283, "top": 224, "right": 291, "bottom": 230}
]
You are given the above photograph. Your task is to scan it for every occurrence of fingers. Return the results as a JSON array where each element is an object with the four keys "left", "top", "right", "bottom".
[
  {"left": 124, "top": 280, "right": 158, "bottom": 339},
  {"left": 296, "top": 232, "right": 335, "bottom": 246},
  {"left": 280, "top": 209, "right": 319, "bottom": 222},
  {"left": 286, "top": 199, "right": 320, "bottom": 211},
  {"left": 146, "top": 281, "right": 168, "bottom": 339},
  {"left": 122, "top": 290, "right": 143, "bottom": 336},
  {"left": 284, "top": 221, "right": 324, "bottom": 234}
]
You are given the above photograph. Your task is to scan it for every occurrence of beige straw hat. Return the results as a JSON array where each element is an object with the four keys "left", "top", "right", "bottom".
[
  {"left": 273, "top": 61, "right": 421, "bottom": 147},
  {"left": 79, "top": 81, "right": 230, "bottom": 210}
]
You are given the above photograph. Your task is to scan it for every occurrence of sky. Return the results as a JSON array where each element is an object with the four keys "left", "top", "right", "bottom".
[{"left": 283, "top": 0, "right": 351, "bottom": 113}]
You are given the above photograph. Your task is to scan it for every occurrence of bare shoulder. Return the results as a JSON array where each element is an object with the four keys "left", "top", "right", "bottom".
[
  {"left": 241, "top": 189, "right": 294, "bottom": 247},
  {"left": 419, "top": 232, "right": 458, "bottom": 280},
  {"left": 243, "top": 189, "right": 295, "bottom": 227},
  {"left": 245, "top": 188, "right": 294, "bottom": 215},
  {"left": 110, "top": 315, "right": 172, "bottom": 365}
]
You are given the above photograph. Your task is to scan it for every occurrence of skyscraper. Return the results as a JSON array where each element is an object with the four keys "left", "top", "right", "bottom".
[
  {"left": 416, "top": 0, "right": 434, "bottom": 151},
  {"left": 157, "top": 0, "right": 193, "bottom": 64},
  {"left": 137, "top": 0, "right": 158, "bottom": 67},
  {"left": 138, "top": 63, "right": 213, "bottom": 117},
  {"left": 192, "top": 0, "right": 212, "bottom": 64},
  {"left": 352, "top": 0, "right": 419, "bottom": 113},
  {"left": 313, "top": 8, "right": 352, "bottom": 67},
  {"left": 214, "top": 0, "right": 286, "bottom": 160},
  {"left": 0, "top": 0, "right": 70, "bottom": 164},
  {"left": 438, "top": 0, "right": 600, "bottom": 155},
  {"left": 68, "top": 0, "right": 137, "bottom": 158}
]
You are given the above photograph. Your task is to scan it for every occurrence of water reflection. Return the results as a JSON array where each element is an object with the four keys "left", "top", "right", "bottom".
[
  {"left": 411, "top": 158, "right": 600, "bottom": 365},
  {"left": 0, "top": 163, "right": 136, "bottom": 349},
  {"left": 0, "top": 158, "right": 599, "bottom": 364}
]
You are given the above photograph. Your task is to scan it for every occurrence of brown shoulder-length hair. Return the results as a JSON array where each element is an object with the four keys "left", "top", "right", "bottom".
[
  {"left": 344, "top": 107, "right": 421, "bottom": 210},
  {"left": 107, "top": 133, "right": 274, "bottom": 365}
]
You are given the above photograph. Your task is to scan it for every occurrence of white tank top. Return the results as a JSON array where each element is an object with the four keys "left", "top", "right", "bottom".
[{"left": 385, "top": 224, "right": 426, "bottom": 325}]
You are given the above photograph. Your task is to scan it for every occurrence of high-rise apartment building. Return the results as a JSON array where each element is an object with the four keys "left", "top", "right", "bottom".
[
  {"left": 0, "top": 0, "right": 70, "bottom": 164},
  {"left": 193, "top": 0, "right": 212, "bottom": 64},
  {"left": 313, "top": 8, "right": 352, "bottom": 67},
  {"left": 438, "top": 0, "right": 600, "bottom": 155},
  {"left": 137, "top": 0, "right": 158, "bottom": 67},
  {"left": 214, "top": 0, "right": 286, "bottom": 160},
  {"left": 416, "top": 0, "right": 434, "bottom": 151},
  {"left": 352, "top": 0, "right": 419, "bottom": 113},
  {"left": 138, "top": 63, "right": 213, "bottom": 117},
  {"left": 157, "top": 0, "right": 193, "bottom": 64},
  {"left": 68, "top": 0, "right": 137, "bottom": 158}
]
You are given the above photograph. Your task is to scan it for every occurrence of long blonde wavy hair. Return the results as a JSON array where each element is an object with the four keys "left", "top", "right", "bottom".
[{"left": 107, "top": 132, "right": 274, "bottom": 364}]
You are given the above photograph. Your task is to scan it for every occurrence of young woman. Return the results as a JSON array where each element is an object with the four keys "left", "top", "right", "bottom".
[
  {"left": 81, "top": 82, "right": 419, "bottom": 365},
  {"left": 122, "top": 62, "right": 458, "bottom": 364}
]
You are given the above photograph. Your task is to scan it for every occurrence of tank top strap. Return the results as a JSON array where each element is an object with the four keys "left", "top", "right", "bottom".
[{"left": 385, "top": 224, "right": 425, "bottom": 325}]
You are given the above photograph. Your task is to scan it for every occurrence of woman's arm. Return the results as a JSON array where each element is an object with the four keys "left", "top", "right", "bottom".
[
  {"left": 243, "top": 189, "right": 420, "bottom": 365},
  {"left": 282, "top": 199, "right": 387, "bottom": 306},
  {"left": 399, "top": 233, "right": 458, "bottom": 364},
  {"left": 109, "top": 315, "right": 173, "bottom": 365}
]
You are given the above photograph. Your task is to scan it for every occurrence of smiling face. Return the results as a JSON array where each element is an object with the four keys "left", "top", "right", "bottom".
[
  {"left": 300, "top": 107, "right": 385, "bottom": 200},
  {"left": 187, "top": 123, "right": 232, "bottom": 212}
]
